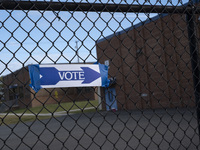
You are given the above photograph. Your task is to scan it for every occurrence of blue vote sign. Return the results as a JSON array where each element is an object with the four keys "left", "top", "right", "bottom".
[{"left": 28, "top": 63, "right": 110, "bottom": 92}]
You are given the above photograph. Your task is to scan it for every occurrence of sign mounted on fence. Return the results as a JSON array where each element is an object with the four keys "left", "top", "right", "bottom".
[{"left": 28, "top": 63, "right": 110, "bottom": 92}]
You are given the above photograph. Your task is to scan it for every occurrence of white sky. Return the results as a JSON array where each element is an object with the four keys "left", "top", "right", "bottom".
[{"left": 0, "top": 0, "right": 190, "bottom": 76}]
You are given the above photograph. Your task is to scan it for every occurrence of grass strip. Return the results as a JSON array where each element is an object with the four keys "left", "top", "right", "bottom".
[{"left": 0, "top": 100, "right": 99, "bottom": 125}]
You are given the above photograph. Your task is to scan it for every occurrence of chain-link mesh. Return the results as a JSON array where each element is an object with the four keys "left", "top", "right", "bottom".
[{"left": 0, "top": 0, "right": 200, "bottom": 149}]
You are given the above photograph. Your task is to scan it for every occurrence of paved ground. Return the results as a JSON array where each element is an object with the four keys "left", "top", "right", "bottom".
[{"left": 0, "top": 108, "right": 199, "bottom": 150}]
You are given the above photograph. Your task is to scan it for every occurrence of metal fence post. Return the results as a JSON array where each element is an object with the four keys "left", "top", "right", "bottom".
[{"left": 186, "top": 9, "right": 200, "bottom": 137}]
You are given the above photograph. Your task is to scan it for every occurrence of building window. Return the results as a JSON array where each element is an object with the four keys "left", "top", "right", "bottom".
[
  {"left": 77, "top": 87, "right": 93, "bottom": 94},
  {"left": 85, "top": 87, "right": 93, "bottom": 93},
  {"left": 8, "top": 85, "right": 23, "bottom": 100}
]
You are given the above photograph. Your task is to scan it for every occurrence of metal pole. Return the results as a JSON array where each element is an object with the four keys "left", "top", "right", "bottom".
[
  {"left": 97, "top": 87, "right": 102, "bottom": 110},
  {"left": 75, "top": 41, "right": 79, "bottom": 63},
  {"left": 0, "top": 1, "right": 199, "bottom": 14},
  {"left": 186, "top": 10, "right": 200, "bottom": 137}
]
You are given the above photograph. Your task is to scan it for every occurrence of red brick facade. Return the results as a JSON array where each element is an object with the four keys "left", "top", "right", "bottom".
[{"left": 97, "top": 14, "right": 197, "bottom": 110}]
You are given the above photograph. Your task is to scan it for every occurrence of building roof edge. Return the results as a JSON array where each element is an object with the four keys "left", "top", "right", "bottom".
[{"left": 97, "top": 0, "right": 199, "bottom": 44}]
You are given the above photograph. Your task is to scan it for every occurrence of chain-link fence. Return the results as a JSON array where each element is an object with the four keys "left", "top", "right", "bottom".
[{"left": 0, "top": 0, "right": 200, "bottom": 149}]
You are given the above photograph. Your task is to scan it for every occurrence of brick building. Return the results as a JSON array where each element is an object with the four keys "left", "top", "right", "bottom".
[
  {"left": 3, "top": 66, "right": 96, "bottom": 109},
  {"left": 96, "top": 13, "right": 199, "bottom": 110}
]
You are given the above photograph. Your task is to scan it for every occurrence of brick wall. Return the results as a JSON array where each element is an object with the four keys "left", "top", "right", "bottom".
[
  {"left": 3, "top": 67, "right": 32, "bottom": 108},
  {"left": 31, "top": 87, "right": 95, "bottom": 107},
  {"left": 97, "top": 14, "right": 196, "bottom": 110}
]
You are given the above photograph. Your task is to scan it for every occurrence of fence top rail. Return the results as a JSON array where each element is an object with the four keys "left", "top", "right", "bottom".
[{"left": 0, "top": 1, "right": 200, "bottom": 14}]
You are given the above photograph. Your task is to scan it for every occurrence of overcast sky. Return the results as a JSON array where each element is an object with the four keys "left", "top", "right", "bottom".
[{"left": 0, "top": 0, "right": 189, "bottom": 76}]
